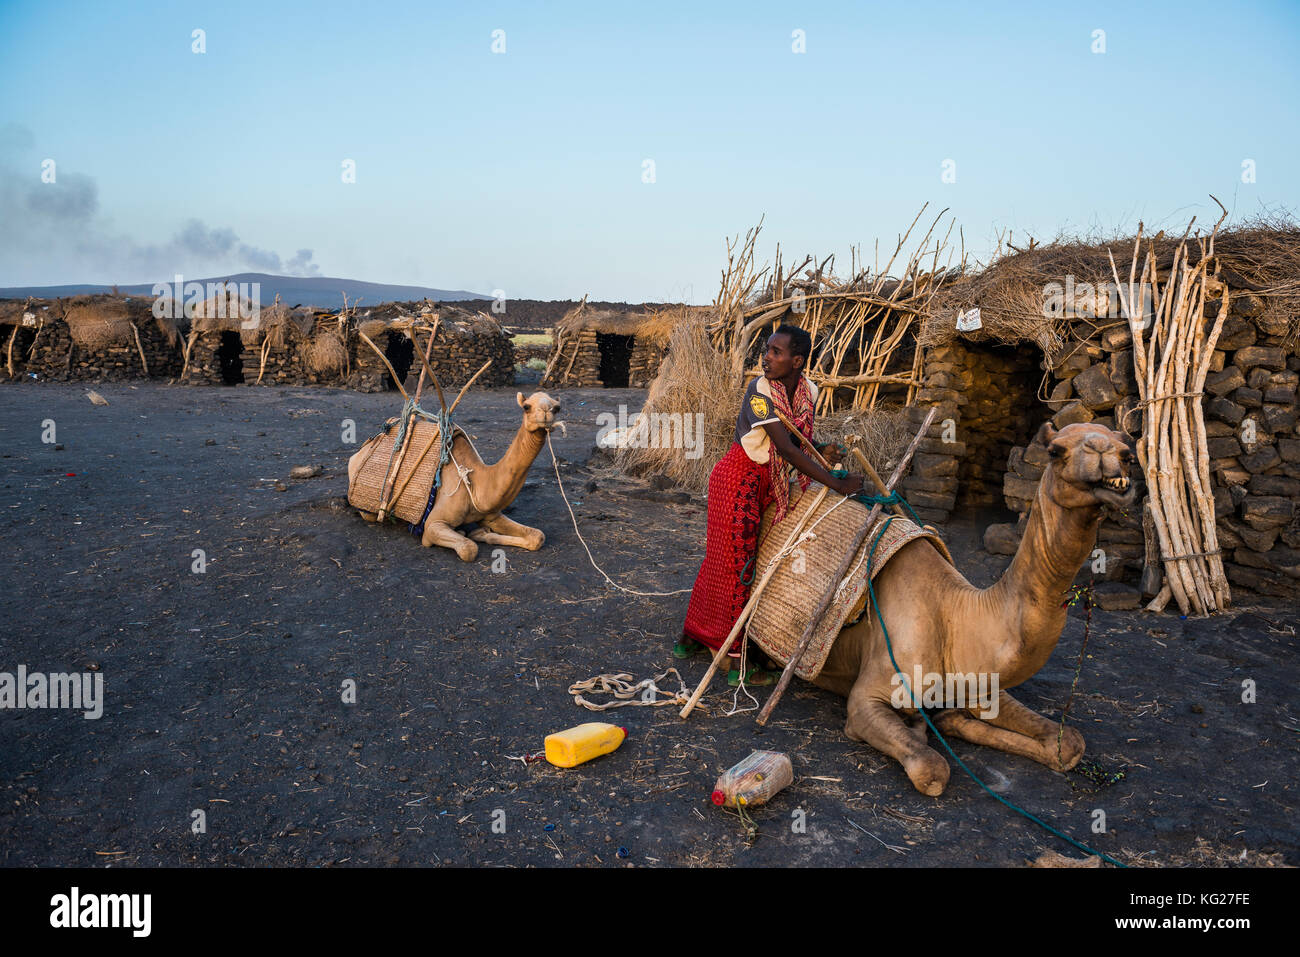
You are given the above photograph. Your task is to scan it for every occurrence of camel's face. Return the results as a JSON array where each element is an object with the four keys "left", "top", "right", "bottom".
[
  {"left": 517, "top": 391, "right": 561, "bottom": 432},
  {"left": 1038, "top": 422, "right": 1138, "bottom": 511}
]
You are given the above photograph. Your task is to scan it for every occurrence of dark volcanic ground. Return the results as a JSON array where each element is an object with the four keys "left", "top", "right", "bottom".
[{"left": 0, "top": 382, "right": 1296, "bottom": 868}]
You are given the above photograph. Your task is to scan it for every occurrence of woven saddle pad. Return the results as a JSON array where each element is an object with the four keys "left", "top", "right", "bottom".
[
  {"left": 348, "top": 418, "right": 462, "bottom": 525},
  {"left": 747, "top": 486, "right": 952, "bottom": 681}
]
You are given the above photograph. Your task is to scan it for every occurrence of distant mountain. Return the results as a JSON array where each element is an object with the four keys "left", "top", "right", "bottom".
[{"left": 0, "top": 273, "right": 491, "bottom": 310}]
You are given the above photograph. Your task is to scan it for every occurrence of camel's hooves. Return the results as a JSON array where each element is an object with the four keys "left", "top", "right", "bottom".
[
  {"left": 1053, "top": 728, "right": 1086, "bottom": 771},
  {"left": 456, "top": 543, "right": 478, "bottom": 562},
  {"left": 903, "top": 751, "right": 950, "bottom": 797},
  {"left": 527, "top": 532, "right": 545, "bottom": 550},
  {"left": 358, "top": 510, "right": 378, "bottom": 523}
]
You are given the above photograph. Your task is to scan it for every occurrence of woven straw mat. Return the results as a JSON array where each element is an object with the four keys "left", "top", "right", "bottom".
[
  {"left": 348, "top": 419, "right": 457, "bottom": 525},
  {"left": 747, "top": 487, "right": 952, "bottom": 681}
]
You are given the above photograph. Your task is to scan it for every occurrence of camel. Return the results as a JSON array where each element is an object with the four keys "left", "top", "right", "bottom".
[
  {"left": 812, "top": 421, "right": 1138, "bottom": 796},
  {"left": 348, "top": 391, "right": 560, "bottom": 562}
]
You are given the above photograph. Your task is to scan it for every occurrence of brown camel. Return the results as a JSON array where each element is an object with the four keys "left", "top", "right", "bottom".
[
  {"left": 348, "top": 391, "right": 560, "bottom": 562},
  {"left": 812, "top": 421, "right": 1137, "bottom": 796}
]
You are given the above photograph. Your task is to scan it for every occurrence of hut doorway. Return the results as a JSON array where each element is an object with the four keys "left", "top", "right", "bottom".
[
  {"left": 384, "top": 332, "right": 414, "bottom": 391},
  {"left": 596, "top": 332, "right": 633, "bottom": 387},
  {"left": 953, "top": 341, "right": 1047, "bottom": 514},
  {"left": 217, "top": 331, "right": 244, "bottom": 385}
]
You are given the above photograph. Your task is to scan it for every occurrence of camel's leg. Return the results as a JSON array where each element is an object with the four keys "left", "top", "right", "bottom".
[
  {"left": 846, "top": 688, "right": 950, "bottom": 797},
  {"left": 468, "top": 513, "right": 545, "bottom": 551},
  {"left": 931, "top": 692, "right": 1084, "bottom": 771},
  {"left": 356, "top": 509, "right": 379, "bottom": 523},
  {"left": 421, "top": 520, "right": 478, "bottom": 562}
]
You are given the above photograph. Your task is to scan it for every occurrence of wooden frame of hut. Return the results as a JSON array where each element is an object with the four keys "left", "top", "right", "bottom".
[{"left": 541, "top": 302, "right": 673, "bottom": 389}]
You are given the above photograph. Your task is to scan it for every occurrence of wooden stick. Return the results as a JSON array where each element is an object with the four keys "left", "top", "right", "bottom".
[
  {"left": 851, "top": 447, "right": 906, "bottom": 520},
  {"left": 408, "top": 325, "right": 448, "bottom": 411},
  {"left": 756, "top": 407, "right": 936, "bottom": 726},
  {"left": 383, "top": 431, "right": 441, "bottom": 514},
  {"left": 357, "top": 331, "right": 410, "bottom": 402},
  {"left": 412, "top": 316, "right": 439, "bottom": 405},
  {"left": 678, "top": 485, "right": 830, "bottom": 719},
  {"left": 130, "top": 322, "right": 149, "bottom": 377},
  {"left": 770, "top": 407, "right": 835, "bottom": 471},
  {"left": 447, "top": 359, "right": 494, "bottom": 416}
]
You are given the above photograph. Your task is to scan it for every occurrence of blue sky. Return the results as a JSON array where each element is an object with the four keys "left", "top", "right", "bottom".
[{"left": 2, "top": 0, "right": 1297, "bottom": 301}]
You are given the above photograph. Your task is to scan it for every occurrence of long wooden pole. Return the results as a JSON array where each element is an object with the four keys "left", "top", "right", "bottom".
[
  {"left": 678, "top": 485, "right": 830, "bottom": 719},
  {"left": 756, "top": 407, "right": 936, "bottom": 726}
]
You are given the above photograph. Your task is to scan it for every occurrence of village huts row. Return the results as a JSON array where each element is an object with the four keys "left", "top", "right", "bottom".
[
  {"left": 1, "top": 291, "right": 516, "bottom": 393},
  {"left": 541, "top": 301, "right": 679, "bottom": 389}
]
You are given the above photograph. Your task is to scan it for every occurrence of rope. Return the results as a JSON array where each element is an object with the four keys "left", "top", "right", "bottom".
[
  {"left": 1120, "top": 390, "right": 1204, "bottom": 433},
  {"left": 547, "top": 432, "right": 692, "bottom": 597},
  {"left": 864, "top": 514, "right": 1127, "bottom": 868},
  {"left": 569, "top": 669, "right": 693, "bottom": 710}
]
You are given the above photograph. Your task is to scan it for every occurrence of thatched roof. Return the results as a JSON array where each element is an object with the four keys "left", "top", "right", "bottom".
[
  {"left": 356, "top": 302, "right": 507, "bottom": 341},
  {"left": 555, "top": 302, "right": 680, "bottom": 346},
  {"left": 60, "top": 295, "right": 181, "bottom": 348},
  {"left": 923, "top": 219, "right": 1300, "bottom": 357}
]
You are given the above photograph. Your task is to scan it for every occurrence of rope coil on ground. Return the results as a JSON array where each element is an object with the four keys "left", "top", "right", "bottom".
[{"left": 569, "top": 669, "right": 694, "bottom": 710}]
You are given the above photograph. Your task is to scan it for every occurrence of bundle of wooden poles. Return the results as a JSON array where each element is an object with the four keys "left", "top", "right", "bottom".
[
  {"left": 708, "top": 205, "right": 959, "bottom": 415},
  {"left": 1110, "top": 203, "right": 1232, "bottom": 616}
]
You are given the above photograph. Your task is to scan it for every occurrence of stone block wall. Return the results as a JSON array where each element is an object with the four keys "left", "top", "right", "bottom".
[{"left": 998, "top": 309, "right": 1298, "bottom": 599}]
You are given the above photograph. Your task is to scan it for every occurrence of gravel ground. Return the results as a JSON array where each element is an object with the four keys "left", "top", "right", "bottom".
[{"left": 1, "top": 381, "right": 1296, "bottom": 867}]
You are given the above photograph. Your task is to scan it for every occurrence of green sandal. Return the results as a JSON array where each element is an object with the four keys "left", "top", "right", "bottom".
[
  {"left": 728, "top": 666, "right": 779, "bottom": 687},
  {"left": 672, "top": 638, "right": 707, "bottom": 660}
]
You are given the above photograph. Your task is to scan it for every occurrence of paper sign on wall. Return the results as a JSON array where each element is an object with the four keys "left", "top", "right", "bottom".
[{"left": 956, "top": 307, "right": 982, "bottom": 332}]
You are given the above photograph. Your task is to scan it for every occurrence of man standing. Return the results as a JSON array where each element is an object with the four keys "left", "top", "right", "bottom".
[{"left": 676, "top": 325, "right": 864, "bottom": 685}]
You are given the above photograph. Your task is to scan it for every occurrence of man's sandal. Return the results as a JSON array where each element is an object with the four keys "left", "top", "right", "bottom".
[
  {"left": 728, "top": 666, "right": 779, "bottom": 687},
  {"left": 672, "top": 638, "right": 707, "bottom": 660}
]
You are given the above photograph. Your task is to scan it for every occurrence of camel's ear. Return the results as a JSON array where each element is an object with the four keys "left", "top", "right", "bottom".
[
  {"left": 1035, "top": 422, "right": 1058, "bottom": 448},
  {"left": 516, "top": 391, "right": 524, "bottom": 408}
]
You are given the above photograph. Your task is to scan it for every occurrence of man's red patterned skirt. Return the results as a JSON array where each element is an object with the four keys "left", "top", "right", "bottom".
[{"left": 681, "top": 443, "right": 774, "bottom": 651}]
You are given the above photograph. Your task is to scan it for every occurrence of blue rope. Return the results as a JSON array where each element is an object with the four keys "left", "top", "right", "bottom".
[
  {"left": 863, "top": 512, "right": 1127, "bottom": 868},
  {"left": 408, "top": 404, "right": 454, "bottom": 537}
]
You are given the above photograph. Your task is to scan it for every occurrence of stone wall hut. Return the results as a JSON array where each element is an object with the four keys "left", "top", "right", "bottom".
[
  {"left": 181, "top": 286, "right": 265, "bottom": 385},
  {"left": 542, "top": 303, "right": 672, "bottom": 389},
  {"left": 8, "top": 295, "right": 183, "bottom": 382},
  {"left": 1, "top": 299, "right": 47, "bottom": 380},
  {"left": 907, "top": 223, "right": 1300, "bottom": 601},
  {"left": 350, "top": 302, "right": 515, "bottom": 394}
]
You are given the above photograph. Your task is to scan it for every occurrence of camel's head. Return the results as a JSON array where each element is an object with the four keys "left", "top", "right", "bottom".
[
  {"left": 1037, "top": 421, "right": 1138, "bottom": 511},
  {"left": 517, "top": 391, "right": 561, "bottom": 432}
]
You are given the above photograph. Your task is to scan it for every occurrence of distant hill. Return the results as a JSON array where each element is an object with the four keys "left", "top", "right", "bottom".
[{"left": 0, "top": 274, "right": 491, "bottom": 310}]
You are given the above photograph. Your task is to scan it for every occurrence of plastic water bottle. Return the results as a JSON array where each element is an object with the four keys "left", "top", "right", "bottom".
[
  {"left": 711, "top": 750, "right": 794, "bottom": 807},
  {"left": 544, "top": 722, "right": 627, "bottom": 768}
]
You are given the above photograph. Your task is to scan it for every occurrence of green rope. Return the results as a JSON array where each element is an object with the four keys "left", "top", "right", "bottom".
[{"left": 864, "top": 512, "right": 1127, "bottom": 868}]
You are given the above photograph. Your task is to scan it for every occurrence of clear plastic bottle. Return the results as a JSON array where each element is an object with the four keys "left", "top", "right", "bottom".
[
  {"left": 544, "top": 722, "right": 627, "bottom": 768},
  {"left": 711, "top": 750, "right": 794, "bottom": 807}
]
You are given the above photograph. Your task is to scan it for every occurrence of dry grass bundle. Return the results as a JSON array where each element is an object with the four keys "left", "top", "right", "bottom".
[
  {"left": 303, "top": 330, "right": 348, "bottom": 375},
  {"left": 62, "top": 297, "right": 137, "bottom": 347},
  {"left": 615, "top": 312, "right": 741, "bottom": 492},
  {"left": 814, "top": 405, "right": 912, "bottom": 476}
]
